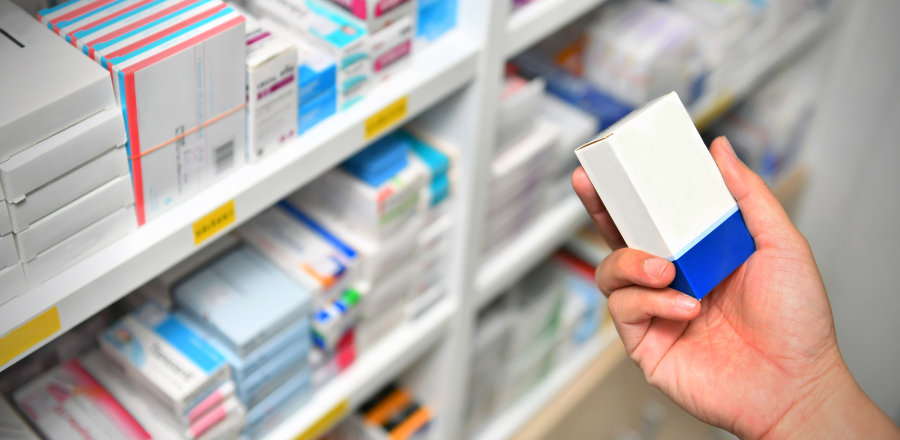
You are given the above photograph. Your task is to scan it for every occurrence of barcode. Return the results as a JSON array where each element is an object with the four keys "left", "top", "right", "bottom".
[{"left": 214, "top": 140, "right": 234, "bottom": 174}]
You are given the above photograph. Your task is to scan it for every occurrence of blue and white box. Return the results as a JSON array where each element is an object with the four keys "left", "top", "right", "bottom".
[
  {"left": 574, "top": 92, "right": 755, "bottom": 300},
  {"left": 173, "top": 245, "right": 312, "bottom": 358}
]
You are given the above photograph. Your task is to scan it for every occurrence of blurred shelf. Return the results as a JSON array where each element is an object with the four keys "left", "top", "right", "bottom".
[
  {"left": 0, "top": 32, "right": 480, "bottom": 372},
  {"left": 475, "top": 194, "right": 588, "bottom": 309},
  {"left": 262, "top": 298, "right": 457, "bottom": 440},
  {"left": 474, "top": 326, "right": 623, "bottom": 440},
  {"left": 505, "top": 0, "right": 609, "bottom": 58},
  {"left": 691, "top": 12, "right": 830, "bottom": 130}
]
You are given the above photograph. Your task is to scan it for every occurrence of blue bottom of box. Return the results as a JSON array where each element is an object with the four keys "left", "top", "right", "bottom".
[{"left": 669, "top": 208, "right": 756, "bottom": 300}]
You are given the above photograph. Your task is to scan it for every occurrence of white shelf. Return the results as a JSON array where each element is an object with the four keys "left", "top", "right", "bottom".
[
  {"left": 261, "top": 299, "right": 457, "bottom": 440},
  {"left": 505, "top": 0, "right": 609, "bottom": 58},
  {"left": 0, "top": 32, "right": 480, "bottom": 372},
  {"left": 475, "top": 195, "right": 588, "bottom": 309},
  {"left": 690, "top": 12, "right": 830, "bottom": 129},
  {"left": 473, "top": 328, "right": 621, "bottom": 440}
]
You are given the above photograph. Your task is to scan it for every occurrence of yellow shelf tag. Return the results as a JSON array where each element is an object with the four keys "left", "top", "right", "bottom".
[
  {"left": 193, "top": 200, "right": 236, "bottom": 245},
  {"left": 295, "top": 399, "right": 349, "bottom": 440},
  {"left": 365, "top": 96, "right": 408, "bottom": 140},
  {"left": 0, "top": 307, "right": 61, "bottom": 366}
]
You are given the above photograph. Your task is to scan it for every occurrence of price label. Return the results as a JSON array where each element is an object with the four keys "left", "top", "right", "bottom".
[
  {"left": 295, "top": 399, "right": 349, "bottom": 440},
  {"left": 193, "top": 200, "right": 235, "bottom": 245},
  {"left": 0, "top": 307, "right": 61, "bottom": 366},
  {"left": 365, "top": 96, "right": 408, "bottom": 140}
]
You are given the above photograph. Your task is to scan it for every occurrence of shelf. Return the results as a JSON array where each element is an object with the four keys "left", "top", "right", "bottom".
[
  {"left": 505, "top": 0, "right": 609, "bottom": 58},
  {"left": 0, "top": 32, "right": 480, "bottom": 372},
  {"left": 261, "top": 298, "right": 457, "bottom": 440},
  {"left": 475, "top": 194, "right": 588, "bottom": 309},
  {"left": 691, "top": 12, "right": 830, "bottom": 130},
  {"left": 474, "top": 326, "right": 623, "bottom": 440}
]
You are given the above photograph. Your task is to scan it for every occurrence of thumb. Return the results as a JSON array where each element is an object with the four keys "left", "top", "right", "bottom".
[{"left": 710, "top": 136, "right": 803, "bottom": 249}]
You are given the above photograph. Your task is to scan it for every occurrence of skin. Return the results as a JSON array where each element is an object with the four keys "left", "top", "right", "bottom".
[{"left": 571, "top": 136, "right": 900, "bottom": 439}]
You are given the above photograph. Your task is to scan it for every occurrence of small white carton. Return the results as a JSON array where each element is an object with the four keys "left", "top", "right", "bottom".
[
  {"left": 0, "top": 264, "right": 26, "bottom": 306},
  {"left": 1, "top": 0, "right": 116, "bottom": 162},
  {"left": 0, "top": 232, "right": 18, "bottom": 269},
  {"left": 0, "top": 200, "right": 10, "bottom": 236},
  {"left": 15, "top": 174, "right": 134, "bottom": 262},
  {"left": 369, "top": 14, "right": 414, "bottom": 82},
  {"left": 7, "top": 145, "right": 129, "bottom": 233},
  {"left": 0, "top": 108, "right": 126, "bottom": 203}
]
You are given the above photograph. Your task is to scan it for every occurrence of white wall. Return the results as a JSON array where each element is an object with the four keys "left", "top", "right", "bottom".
[{"left": 797, "top": 0, "right": 900, "bottom": 422}]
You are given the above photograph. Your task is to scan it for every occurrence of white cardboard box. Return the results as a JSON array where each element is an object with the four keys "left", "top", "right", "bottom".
[
  {"left": 0, "top": 201, "right": 10, "bottom": 236},
  {"left": 0, "top": 0, "right": 116, "bottom": 162},
  {"left": 497, "top": 74, "right": 546, "bottom": 156},
  {"left": 15, "top": 174, "right": 134, "bottom": 262},
  {"left": 7, "top": 145, "right": 128, "bottom": 233},
  {"left": 315, "top": 0, "right": 417, "bottom": 33},
  {"left": 0, "top": 233, "right": 17, "bottom": 269},
  {"left": 0, "top": 395, "right": 40, "bottom": 440},
  {"left": 369, "top": 15, "right": 414, "bottom": 82},
  {"left": 23, "top": 205, "right": 137, "bottom": 288},
  {"left": 0, "top": 264, "right": 27, "bottom": 307},
  {"left": 0, "top": 108, "right": 126, "bottom": 203}
]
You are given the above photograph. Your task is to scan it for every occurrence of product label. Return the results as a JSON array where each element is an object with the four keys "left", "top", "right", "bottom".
[
  {"left": 295, "top": 399, "right": 348, "bottom": 440},
  {"left": 193, "top": 200, "right": 236, "bottom": 245},
  {"left": 365, "top": 96, "right": 407, "bottom": 140},
  {"left": 0, "top": 308, "right": 61, "bottom": 367}
]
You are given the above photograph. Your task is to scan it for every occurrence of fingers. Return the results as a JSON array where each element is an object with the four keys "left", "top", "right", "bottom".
[
  {"left": 595, "top": 248, "right": 675, "bottom": 296},
  {"left": 608, "top": 286, "right": 700, "bottom": 354},
  {"left": 710, "top": 137, "right": 804, "bottom": 249},
  {"left": 572, "top": 167, "right": 627, "bottom": 249}
]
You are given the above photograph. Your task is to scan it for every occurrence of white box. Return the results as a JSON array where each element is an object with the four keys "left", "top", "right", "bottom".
[
  {"left": 575, "top": 92, "right": 755, "bottom": 300},
  {"left": 538, "top": 93, "right": 599, "bottom": 178},
  {"left": 315, "top": 0, "right": 417, "bottom": 33},
  {"left": 0, "top": 201, "right": 10, "bottom": 236},
  {"left": 53, "top": 0, "right": 153, "bottom": 43},
  {"left": 0, "top": 395, "right": 40, "bottom": 440},
  {"left": 0, "top": 233, "right": 17, "bottom": 269},
  {"left": 7, "top": 145, "right": 128, "bottom": 233},
  {"left": 110, "top": 9, "right": 247, "bottom": 225},
  {"left": 0, "top": 108, "right": 126, "bottom": 204},
  {"left": 0, "top": 0, "right": 116, "bottom": 162},
  {"left": 23, "top": 205, "right": 137, "bottom": 288},
  {"left": 356, "top": 258, "right": 414, "bottom": 320},
  {"left": 369, "top": 15, "right": 414, "bottom": 82},
  {"left": 0, "top": 264, "right": 26, "bottom": 306},
  {"left": 245, "top": 16, "right": 300, "bottom": 162},
  {"left": 15, "top": 174, "right": 134, "bottom": 262},
  {"left": 497, "top": 74, "right": 545, "bottom": 156}
]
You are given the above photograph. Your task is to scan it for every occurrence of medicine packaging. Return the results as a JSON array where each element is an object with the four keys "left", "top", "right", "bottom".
[
  {"left": 243, "top": 368, "right": 312, "bottom": 435},
  {"left": 538, "top": 93, "right": 599, "bottom": 178},
  {"left": 0, "top": 264, "right": 26, "bottom": 306},
  {"left": 575, "top": 92, "right": 755, "bottom": 299},
  {"left": 315, "top": 0, "right": 417, "bottom": 33},
  {"left": 416, "top": 0, "right": 455, "bottom": 43},
  {"left": 54, "top": 0, "right": 159, "bottom": 45},
  {"left": 497, "top": 74, "right": 546, "bottom": 156},
  {"left": 0, "top": 396, "right": 40, "bottom": 440},
  {"left": 0, "top": 201, "right": 10, "bottom": 236},
  {"left": 369, "top": 15, "right": 414, "bottom": 82}
]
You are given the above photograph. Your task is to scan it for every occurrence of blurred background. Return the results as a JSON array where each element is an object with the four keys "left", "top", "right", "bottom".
[{"left": 1, "top": 0, "right": 897, "bottom": 439}]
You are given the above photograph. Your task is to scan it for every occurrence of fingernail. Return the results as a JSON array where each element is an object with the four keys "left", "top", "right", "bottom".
[
  {"left": 644, "top": 258, "right": 668, "bottom": 279},
  {"left": 721, "top": 137, "right": 737, "bottom": 158},
  {"left": 675, "top": 295, "right": 698, "bottom": 312}
]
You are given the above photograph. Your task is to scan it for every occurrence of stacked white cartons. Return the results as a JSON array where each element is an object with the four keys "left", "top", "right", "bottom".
[
  {"left": 287, "top": 131, "right": 428, "bottom": 355},
  {"left": 466, "top": 299, "right": 513, "bottom": 437},
  {"left": 44, "top": 0, "right": 249, "bottom": 226},
  {"left": 252, "top": 0, "right": 370, "bottom": 110},
  {"left": 98, "top": 302, "right": 245, "bottom": 440},
  {"left": 497, "top": 73, "right": 546, "bottom": 157},
  {"left": 483, "top": 118, "right": 560, "bottom": 258},
  {"left": 0, "top": 1, "right": 135, "bottom": 291},
  {"left": 0, "top": 182, "right": 25, "bottom": 305},
  {"left": 537, "top": 93, "right": 599, "bottom": 183},
  {"left": 243, "top": 14, "right": 299, "bottom": 162}
]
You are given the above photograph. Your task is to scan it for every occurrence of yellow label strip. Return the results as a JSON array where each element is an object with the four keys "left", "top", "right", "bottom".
[
  {"left": 0, "top": 307, "right": 61, "bottom": 366},
  {"left": 295, "top": 399, "right": 349, "bottom": 440},
  {"left": 365, "top": 96, "right": 408, "bottom": 140},
  {"left": 193, "top": 200, "right": 236, "bottom": 245}
]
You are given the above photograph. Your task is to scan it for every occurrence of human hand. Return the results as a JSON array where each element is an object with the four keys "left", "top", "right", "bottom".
[{"left": 572, "top": 137, "right": 900, "bottom": 439}]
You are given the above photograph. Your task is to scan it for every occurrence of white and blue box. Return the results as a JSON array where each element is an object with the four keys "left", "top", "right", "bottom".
[{"left": 574, "top": 92, "right": 755, "bottom": 300}]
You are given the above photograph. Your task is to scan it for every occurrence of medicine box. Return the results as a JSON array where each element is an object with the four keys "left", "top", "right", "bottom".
[
  {"left": 498, "top": 74, "right": 545, "bottom": 156},
  {"left": 416, "top": 0, "right": 455, "bottom": 43},
  {"left": 0, "top": 201, "right": 10, "bottom": 236},
  {"left": 0, "top": 395, "right": 40, "bottom": 440},
  {"left": 538, "top": 93, "right": 599, "bottom": 178},
  {"left": 99, "top": 302, "right": 232, "bottom": 417},
  {"left": 575, "top": 92, "right": 755, "bottom": 300},
  {"left": 1, "top": 0, "right": 116, "bottom": 162},
  {"left": 54, "top": 0, "right": 159, "bottom": 45},
  {"left": 15, "top": 174, "right": 134, "bottom": 262},
  {"left": 0, "top": 264, "right": 26, "bottom": 306},
  {"left": 0, "top": 108, "right": 126, "bottom": 204},
  {"left": 173, "top": 245, "right": 312, "bottom": 358},
  {"left": 7, "top": 145, "right": 129, "bottom": 233},
  {"left": 0, "top": 230, "right": 18, "bottom": 270},
  {"left": 236, "top": 348, "right": 306, "bottom": 408},
  {"left": 236, "top": 202, "right": 359, "bottom": 308},
  {"left": 245, "top": 15, "right": 299, "bottom": 162},
  {"left": 315, "top": 0, "right": 417, "bottom": 34},
  {"left": 244, "top": 367, "right": 312, "bottom": 432},
  {"left": 369, "top": 15, "right": 414, "bottom": 82}
]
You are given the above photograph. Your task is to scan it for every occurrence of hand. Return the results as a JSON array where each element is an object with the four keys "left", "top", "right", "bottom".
[{"left": 572, "top": 137, "right": 900, "bottom": 439}]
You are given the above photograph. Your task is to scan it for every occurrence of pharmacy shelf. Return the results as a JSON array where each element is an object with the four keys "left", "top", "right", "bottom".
[
  {"left": 475, "top": 194, "right": 588, "bottom": 309},
  {"left": 473, "top": 326, "right": 622, "bottom": 440},
  {"left": 691, "top": 12, "right": 830, "bottom": 130},
  {"left": 505, "top": 0, "right": 608, "bottom": 58},
  {"left": 262, "top": 298, "right": 457, "bottom": 440},
  {"left": 0, "top": 32, "right": 480, "bottom": 372}
]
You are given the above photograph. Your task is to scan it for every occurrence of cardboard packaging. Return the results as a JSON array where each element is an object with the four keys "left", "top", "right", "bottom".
[
  {"left": 15, "top": 174, "right": 134, "bottom": 262},
  {"left": 173, "top": 245, "right": 312, "bottom": 358},
  {"left": 315, "top": 0, "right": 417, "bottom": 33},
  {"left": 245, "top": 15, "right": 299, "bottom": 162},
  {"left": 99, "top": 303, "right": 233, "bottom": 418},
  {"left": 0, "top": 264, "right": 26, "bottom": 306},
  {"left": 0, "top": 108, "right": 126, "bottom": 204},
  {"left": 574, "top": 92, "right": 755, "bottom": 299},
  {"left": 7, "top": 145, "right": 129, "bottom": 233},
  {"left": 0, "top": 201, "right": 10, "bottom": 237},
  {"left": 369, "top": 15, "right": 414, "bottom": 82},
  {"left": 538, "top": 93, "right": 599, "bottom": 178},
  {"left": 243, "top": 368, "right": 312, "bottom": 436},
  {"left": 498, "top": 74, "right": 546, "bottom": 156},
  {"left": 1, "top": 0, "right": 116, "bottom": 162},
  {"left": 0, "top": 396, "right": 40, "bottom": 440},
  {"left": 54, "top": 0, "right": 160, "bottom": 45},
  {"left": 416, "top": 0, "right": 455, "bottom": 43}
]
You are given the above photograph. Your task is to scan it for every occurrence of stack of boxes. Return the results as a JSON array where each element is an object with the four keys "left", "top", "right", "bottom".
[
  {"left": 0, "top": 396, "right": 40, "bottom": 440},
  {"left": 171, "top": 245, "right": 314, "bottom": 438},
  {"left": 97, "top": 302, "right": 246, "bottom": 440},
  {"left": 0, "top": 0, "right": 135, "bottom": 295},
  {"left": 37, "top": 0, "right": 249, "bottom": 225},
  {"left": 326, "top": 383, "right": 434, "bottom": 440}
]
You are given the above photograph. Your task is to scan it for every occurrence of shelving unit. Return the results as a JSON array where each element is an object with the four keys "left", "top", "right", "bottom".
[{"left": 505, "top": 0, "right": 609, "bottom": 57}]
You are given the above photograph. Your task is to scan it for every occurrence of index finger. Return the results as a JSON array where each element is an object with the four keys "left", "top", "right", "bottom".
[{"left": 572, "top": 166, "right": 627, "bottom": 250}]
